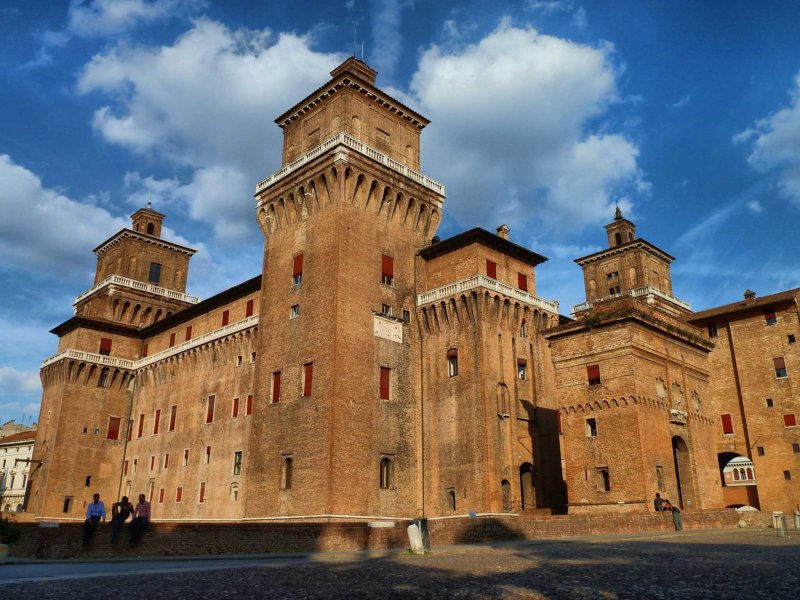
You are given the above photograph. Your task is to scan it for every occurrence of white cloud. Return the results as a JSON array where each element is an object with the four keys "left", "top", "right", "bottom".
[
  {"left": 367, "top": 0, "right": 411, "bottom": 81},
  {"left": 671, "top": 93, "right": 691, "bottom": 109},
  {"left": 572, "top": 6, "right": 587, "bottom": 29},
  {"left": 736, "top": 71, "right": 800, "bottom": 205},
  {"left": 0, "top": 154, "right": 127, "bottom": 276},
  {"left": 77, "top": 19, "right": 344, "bottom": 245},
  {"left": 746, "top": 200, "right": 763, "bottom": 213},
  {"left": 407, "top": 22, "right": 645, "bottom": 232},
  {"left": 68, "top": 0, "right": 206, "bottom": 37}
]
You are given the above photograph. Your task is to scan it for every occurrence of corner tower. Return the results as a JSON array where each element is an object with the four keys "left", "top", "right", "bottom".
[{"left": 245, "top": 58, "right": 445, "bottom": 519}]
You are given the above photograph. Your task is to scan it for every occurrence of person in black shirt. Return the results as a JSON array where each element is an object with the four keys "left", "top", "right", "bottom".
[{"left": 110, "top": 496, "right": 134, "bottom": 543}]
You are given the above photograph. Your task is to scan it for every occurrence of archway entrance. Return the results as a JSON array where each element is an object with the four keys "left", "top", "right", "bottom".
[
  {"left": 519, "top": 463, "right": 535, "bottom": 510},
  {"left": 672, "top": 436, "right": 695, "bottom": 509}
]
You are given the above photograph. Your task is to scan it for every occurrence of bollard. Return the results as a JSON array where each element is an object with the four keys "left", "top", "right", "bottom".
[
  {"left": 407, "top": 523, "right": 425, "bottom": 554},
  {"left": 772, "top": 511, "right": 784, "bottom": 529},
  {"left": 413, "top": 518, "right": 431, "bottom": 551},
  {"left": 776, "top": 515, "right": 788, "bottom": 538},
  {"left": 794, "top": 512, "right": 800, "bottom": 532}
]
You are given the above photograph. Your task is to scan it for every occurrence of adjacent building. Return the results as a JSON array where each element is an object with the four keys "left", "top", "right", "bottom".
[{"left": 0, "top": 429, "right": 37, "bottom": 512}]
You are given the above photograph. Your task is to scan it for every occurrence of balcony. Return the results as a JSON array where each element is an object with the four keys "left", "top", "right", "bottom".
[
  {"left": 255, "top": 132, "right": 445, "bottom": 199},
  {"left": 417, "top": 275, "right": 559, "bottom": 313},
  {"left": 572, "top": 285, "right": 691, "bottom": 314},
  {"left": 74, "top": 274, "right": 200, "bottom": 307}
]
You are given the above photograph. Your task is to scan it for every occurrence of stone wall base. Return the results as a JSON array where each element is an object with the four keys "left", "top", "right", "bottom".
[{"left": 9, "top": 509, "right": 763, "bottom": 560}]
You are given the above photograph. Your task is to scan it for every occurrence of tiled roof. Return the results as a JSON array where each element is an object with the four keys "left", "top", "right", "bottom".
[
  {"left": 689, "top": 288, "right": 800, "bottom": 322},
  {"left": 0, "top": 430, "right": 37, "bottom": 444}
]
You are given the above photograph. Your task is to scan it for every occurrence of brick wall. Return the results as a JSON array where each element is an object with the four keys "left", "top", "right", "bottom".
[{"left": 9, "top": 509, "right": 758, "bottom": 560}]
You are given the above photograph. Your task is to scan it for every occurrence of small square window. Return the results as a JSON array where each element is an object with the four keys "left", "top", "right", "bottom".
[
  {"left": 764, "top": 310, "right": 777, "bottom": 326},
  {"left": 290, "top": 304, "right": 300, "bottom": 319},
  {"left": 587, "top": 364, "right": 601, "bottom": 386},
  {"left": 381, "top": 304, "right": 392, "bottom": 316},
  {"left": 784, "top": 470, "right": 792, "bottom": 480},
  {"left": 517, "top": 359, "right": 527, "bottom": 380},
  {"left": 757, "top": 446, "right": 765, "bottom": 456},
  {"left": 596, "top": 467, "right": 611, "bottom": 492},
  {"left": 707, "top": 323, "right": 718, "bottom": 338},
  {"left": 784, "top": 413, "right": 797, "bottom": 428},
  {"left": 402, "top": 309, "right": 411, "bottom": 323},
  {"left": 774, "top": 357, "right": 787, "bottom": 378},
  {"left": 236, "top": 355, "right": 243, "bottom": 367},
  {"left": 792, "top": 443, "right": 800, "bottom": 453},
  {"left": 766, "top": 398, "right": 774, "bottom": 408},
  {"left": 586, "top": 418, "right": 598, "bottom": 437},
  {"left": 789, "top": 334, "right": 797, "bottom": 344}
]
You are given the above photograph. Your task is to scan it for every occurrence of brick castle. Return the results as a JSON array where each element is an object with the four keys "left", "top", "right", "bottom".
[{"left": 27, "top": 58, "right": 799, "bottom": 523}]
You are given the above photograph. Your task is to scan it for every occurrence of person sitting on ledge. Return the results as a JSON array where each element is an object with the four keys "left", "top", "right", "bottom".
[
  {"left": 82, "top": 493, "right": 106, "bottom": 547},
  {"left": 110, "top": 496, "right": 134, "bottom": 543},
  {"left": 129, "top": 493, "right": 151, "bottom": 544},
  {"left": 654, "top": 492, "right": 664, "bottom": 512}
]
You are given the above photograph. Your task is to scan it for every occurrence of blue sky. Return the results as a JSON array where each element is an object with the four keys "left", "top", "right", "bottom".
[{"left": 1, "top": 0, "right": 799, "bottom": 424}]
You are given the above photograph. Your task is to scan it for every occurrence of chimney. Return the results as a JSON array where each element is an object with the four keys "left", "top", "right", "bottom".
[
  {"left": 744, "top": 289, "right": 756, "bottom": 300},
  {"left": 496, "top": 224, "right": 510, "bottom": 240}
]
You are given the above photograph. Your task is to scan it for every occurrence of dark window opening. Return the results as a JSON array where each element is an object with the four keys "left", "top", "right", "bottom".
[
  {"left": 707, "top": 323, "right": 718, "bottom": 338},
  {"left": 146, "top": 222, "right": 155, "bottom": 235},
  {"left": 784, "top": 471, "right": 792, "bottom": 480},
  {"left": 233, "top": 451, "right": 243, "bottom": 476},
  {"left": 85, "top": 475, "right": 91, "bottom": 487},
  {"left": 757, "top": 446, "right": 765, "bottom": 456},
  {"left": 596, "top": 468, "right": 611, "bottom": 492},
  {"left": 766, "top": 398, "right": 774, "bottom": 408},
  {"left": 586, "top": 418, "right": 598, "bottom": 437},
  {"left": 148, "top": 262, "right": 161, "bottom": 285},
  {"left": 62, "top": 496, "right": 73, "bottom": 513},
  {"left": 379, "top": 457, "right": 393, "bottom": 489},
  {"left": 281, "top": 456, "right": 293, "bottom": 490},
  {"left": 447, "top": 349, "right": 459, "bottom": 377},
  {"left": 789, "top": 334, "right": 796, "bottom": 344},
  {"left": 97, "top": 367, "right": 109, "bottom": 388},
  {"left": 447, "top": 489, "right": 456, "bottom": 511}
]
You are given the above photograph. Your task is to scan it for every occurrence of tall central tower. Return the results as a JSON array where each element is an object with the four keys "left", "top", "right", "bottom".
[{"left": 244, "top": 58, "right": 445, "bottom": 518}]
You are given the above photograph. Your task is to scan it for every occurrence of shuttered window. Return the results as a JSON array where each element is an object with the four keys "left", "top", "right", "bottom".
[
  {"left": 272, "top": 372, "right": 281, "bottom": 403},
  {"left": 245, "top": 299, "right": 254, "bottom": 317},
  {"left": 518, "top": 272, "right": 528, "bottom": 292},
  {"left": 206, "top": 395, "right": 215, "bottom": 424},
  {"left": 721, "top": 413, "right": 734, "bottom": 435},
  {"left": 106, "top": 416, "right": 121, "bottom": 440},
  {"left": 153, "top": 409, "right": 160, "bottom": 435},
  {"left": 246, "top": 394, "right": 253, "bottom": 415},
  {"left": 381, "top": 255, "right": 394, "bottom": 285},
  {"left": 232, "top": 397, "right": 240, "bottom": 418},
  {"left": 774, "top": 357, "right": 788, "bottom": 378},
  {"left": 587, "top": 364, "right": 601, "bottom": 385},
  {"left": 486, "top": 259, "right": 497, "bottom": 279},
  {"left": 292, "top": 254, "right": 304, "bottom": 285},
  {"left": 379, "top": 367, "right": 391, "bottom": 400},
  {"left": 99, "top": 338, "right": 112, "bottom": 356},
  {"left": 303, "top": 362, "right": 313, "bottom": 396},
  {"left": 169, "top": 405, "right": 177, "bottom": 431},
  {"left": 222, "top": 309, "right": 230, "bottom": 326},
  {"left": 185, "top": 325, "right": 192, "bottom": 341},
  {"left": 784, "top": 413, "right": 798, "bottom": 428}
]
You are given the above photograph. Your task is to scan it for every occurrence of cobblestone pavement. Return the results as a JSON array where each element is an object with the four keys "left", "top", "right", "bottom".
[{"left": 2, "top": 529, "right": 799, "bottom": 599}]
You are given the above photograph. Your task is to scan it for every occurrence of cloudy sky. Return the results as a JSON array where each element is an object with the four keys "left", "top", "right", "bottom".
[{"left": 1, "top": 0, "right": 799, "bottom": 424}]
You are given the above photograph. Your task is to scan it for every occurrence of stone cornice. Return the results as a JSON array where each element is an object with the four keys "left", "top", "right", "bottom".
[
  {"left": 93, "top": 229, "right": 197, "bottom": 257},
  {"left": 574, "top": 239, "right": 674, "bottom": 266},
  {"left": 255, "top": 132, "right": 445, "bottom": 199}
]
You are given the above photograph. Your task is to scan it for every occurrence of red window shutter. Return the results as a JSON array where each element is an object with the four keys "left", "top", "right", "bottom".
[
  {"left": 721, "top": 413, "right": 734, "bottom": 434},
  {"left": 159, "top": 489, "right": 165, "bottom": 503},
  {"left": 380, "top": 367, "right": 391, "bottom": 400},
  {"left": 232, "top": 397, "right": 240, "bottom": 418},
  {"left": 206, "top": 396, "right": 215, "bottom": 423},
  {"left": 176, "top": 486, "right": 182, "bottom": 502},
  {"left": 447, "top": 348, "right": 458, "bottom": 358},
  {"left": 785, "top": 414, "right": 798, "bottom": 428},
  {"left": 99, "top": 338, "right": 112, "bottom": 355},
  {"left": 169, "top": 405, "right": 177, "bottom": 431},
  {"left": 303, "top": 363, "right": 313, "bottom": 396},
  {"left": 381, "top": 254, "right": 394, "bottom": 277},
  {"left": 774, "top": 357, "right": 786, "bottom": 370},
  {"left": 123, "top": 460, "right": 129, "bottom": 476},
  {"left": 107, "top": 416, "right": 121, "bottom": 440},
  {"left": 486, "top": 259, "right": 497, "bottom": 279},
  {"left": 293, "top": 254, "right": 304, "bottom": 276},
  {"left": 518, "top": 273, "right": 528, "bottom": 292},
  {"left": 142, "top": 344, "right": 148, "bottom": 358},
  {"left": 222, "top": 310, "right": 230, "bottom": 326},
  {"left": 517, "top": 358, "right": 528, "bottom": 367},
  {"left": 150, "top": 455, "right": 155, "bottom": 470},
  {"left": 185, "top": 325, "right": 192, "bottom": 341},
  {"left": 246, "top": 394, "right": 253, "bottom": 415},
  {"left": 127, "top": 420, "right": 133, "bottom": 441},
  {"left": 587, "top": 364, "right": 601, "bottom": 383},
  {"left": 765, "top": 311, "right": 776, "bottom": 321},
  {"left": 137, "top": 414, "right": 144, "bottom": 438},
  {"left": 169, "top": 332, "right": 176, "bottom": 347},
  {"left": 199, "top": 482, "right": 206, "bottom": 503},
  {"left": 164, "top": 453, "right": 169, "bottom": 469},
  {"left": 153, "top": 409, "right": 161, "bottom": 435},
  {"left": 245, "top": 299, "right": 254, "bottom": 317},
  {"left": 272, "top": 372, "right": 281, "bottom": 403}
]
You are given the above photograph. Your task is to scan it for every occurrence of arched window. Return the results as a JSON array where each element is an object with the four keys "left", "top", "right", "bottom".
[
  {"left": 97, "top": 367, "right": 109, "bottom": 388},
  {"left": 733, "top": 469, "right": 740, "bottom": 481},
  {"left": 281, "top": 456, "right": 293, "bottom": 490},
  {"left": 614, "top": 232, "right": 622, "bottom": 246},
  {"left": 379, "top": 457, "right": 393, "bottom": 489},
  {"left": 501, "top": 479, "right": 512, "bottom": 512},
  {"left": 447, "top": 489, "right": 456, "bottom": 511},
  {"left": 230, "top": 483, "right": 239, "bottom": 501},
  {"left": 146, "top": 222, "right": 155, "bottom": 235},
  {"left": 746, "top": 468, "right": 753, "bottom": 480},
  {"left": 447, "top": 348, "right": 458, "bottom": 377}
]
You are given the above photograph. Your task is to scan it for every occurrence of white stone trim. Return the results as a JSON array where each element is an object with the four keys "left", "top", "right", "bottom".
[
  {"left": 41, "top": 316, "right": 259, "bottom": 370},
  {"left": 417, "top": 275, "right": 559, "bottom": 313},
  {"left": 74, "top": 274, "right": 200, "bottom": 306},
  {"left": 255, "top": 132, "right": 445, "bottom": 200},
  {"left": 572, "top": 285, "right": 691, "bottom": 314}
]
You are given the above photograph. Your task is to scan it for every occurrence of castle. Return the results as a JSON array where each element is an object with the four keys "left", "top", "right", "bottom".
[{"left": 27, "top": 58, "right": 799, "bottom": 522}]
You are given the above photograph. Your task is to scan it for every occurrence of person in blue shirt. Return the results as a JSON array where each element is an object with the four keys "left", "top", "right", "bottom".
[{"left": 82, "top": 493, "right": 107, "bottom": 547}]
